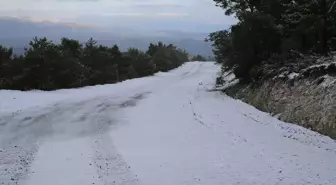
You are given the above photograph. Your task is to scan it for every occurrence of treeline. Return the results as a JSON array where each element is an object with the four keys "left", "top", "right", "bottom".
[
  {"left": 208, "top": 0, "right": 336, "bottom": 82},
  {"left": 0, "top": 37, "right": 189, "bottom": 90},
  {"left": 189, "top": 55, "right": 215, "bottom": 62}
]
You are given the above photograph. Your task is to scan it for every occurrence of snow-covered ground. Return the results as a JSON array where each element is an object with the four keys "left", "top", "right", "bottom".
[{"left": 0, "top": 62, "right": 335, "bottom": 185}]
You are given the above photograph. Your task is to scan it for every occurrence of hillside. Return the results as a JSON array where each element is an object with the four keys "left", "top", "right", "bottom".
[{"left": 218, "top": 53, "right": 336, "bottom": 138}]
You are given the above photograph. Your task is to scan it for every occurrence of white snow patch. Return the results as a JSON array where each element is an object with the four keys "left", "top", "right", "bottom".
[
  {"left": 288, "top": 72, "right": 299, "bottom": 79},
  {"left": 306, "top": 61, "right": 336, "bottom": 70},
  {"left": 222, "top": 79, "right": 239, "bottom": 89},
  {"left": 214, "top": 71, "right": 239, "bottom": 90},
  {"left": 22, "top": 138, "right": 100, "bottom": 185},
  {"left": 321, "top": 75, "right": 336, "bottom": 87},
  {"left": 224, "top": 72, "right": 236, "bottom": 82},
  {"left": 273, "top": 73, "right": 286, "bottom": 80}
]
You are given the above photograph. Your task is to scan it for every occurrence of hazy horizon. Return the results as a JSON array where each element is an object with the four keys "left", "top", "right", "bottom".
[
  {"left": 0, "top": 0, "right": 237, "bottom": 33},
  {"left": 0, "top": 0, "right": 238, "bottom": 56}
]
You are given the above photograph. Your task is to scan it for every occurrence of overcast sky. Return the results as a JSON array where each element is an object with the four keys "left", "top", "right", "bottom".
[{"left": 0, "top": 0, "right": 236, "bottom": 33}]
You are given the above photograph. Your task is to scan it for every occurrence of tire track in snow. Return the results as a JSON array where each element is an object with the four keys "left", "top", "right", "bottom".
[
  {"left": 180, "top": 62, "right": 198, "bottom": 78},
  {"left": 91, "top": 134, "right": 140, "bottom": 185},
  {"left": 0, "top": 91, "right": 152, "bottom": 185},
  {"left": 0, "top": 100, "right": 100, "bottom": 185},
  {"left": 181, "top": 63, "right": 204, "bottom": 79},
  {"left": 0, "top": 105, "right": 60, "bottom": 185},
  {"left": 0, "top": 63, "right": 212, "bottom": 185},
  {"left": 0, "top": 142, "right": 38, "bottom": 185},
  {"left": 87, "top": 92, "right": 151, "bottom": 185},
  {"left": 189, "top": 100, "right": 211, "bottom": 129}
]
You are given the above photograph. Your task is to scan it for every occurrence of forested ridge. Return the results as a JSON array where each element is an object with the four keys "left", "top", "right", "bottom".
[
  {"left": 208, "top": 0, "right": 336, "bottom": 81},
  {"left": 0, "top": 37, "right": 189, "bottom": 90}
]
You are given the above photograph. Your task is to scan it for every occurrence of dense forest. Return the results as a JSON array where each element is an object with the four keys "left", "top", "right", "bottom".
[
  {"left": 208, "top": 0, "right": 336, "bottom": 82},
  {"left": 0, "top": 37, "right": 189, "bottom": 90}
]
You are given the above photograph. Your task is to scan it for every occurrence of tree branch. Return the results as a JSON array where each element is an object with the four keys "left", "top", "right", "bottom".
[{"left": 328, "top": 1, "right": 336, "bottom": 14}]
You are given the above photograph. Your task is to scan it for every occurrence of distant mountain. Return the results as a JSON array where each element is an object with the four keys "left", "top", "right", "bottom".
[
  {"left": 0, "top": 17, "right": 213, "bottom": 56},
  {"left": 0, "top": 17, "right": 109, "bottom": 43}
]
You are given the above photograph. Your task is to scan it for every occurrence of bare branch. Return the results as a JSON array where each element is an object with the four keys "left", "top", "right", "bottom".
[{"left": 328, "top": 1, "right": 336, "bottom": 14}]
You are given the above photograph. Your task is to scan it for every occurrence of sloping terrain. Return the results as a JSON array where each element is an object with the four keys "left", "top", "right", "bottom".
[
  {"left": 222, "top": 53, "right": 336, "bottom": 138},
  {"left": 0, "top": 62, "right": 335, "bottom": 185}
]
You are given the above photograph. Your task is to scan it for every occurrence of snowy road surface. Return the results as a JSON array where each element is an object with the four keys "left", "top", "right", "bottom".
[{"left": 1, "top": 62, "right": 336, "bottom": 185}]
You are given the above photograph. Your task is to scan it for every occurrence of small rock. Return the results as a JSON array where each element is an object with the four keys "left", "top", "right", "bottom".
[
  {"left": 14, "top": 146, "right": 17, "bottom": 148},
  {"left": 10, "top": 178, "right": 15, "bottom": 181}
]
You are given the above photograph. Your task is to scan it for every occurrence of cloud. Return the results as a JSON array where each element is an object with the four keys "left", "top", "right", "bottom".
[
  {"left": 100, "top": 12, "right": 188, "bottom": 18},
  {"left": 0, "top": 0, "right": 237, "bottom": 32},
  {"left": 56, "top": 0, "right": 101, "bottom": 1},
  {"left": 133, "top": 2, "right": 185, "bottom": 8},
  {"left": 2, "top": 15, "right": 100, "bottom": 29}
]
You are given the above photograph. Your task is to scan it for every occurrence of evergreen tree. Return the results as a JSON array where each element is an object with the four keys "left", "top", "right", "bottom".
[
  {"left": 0, "top": 38, "right": 189, "bottom": 90},
  {"left": 209, "top": 0, "right": 336, "bottom": 81}
]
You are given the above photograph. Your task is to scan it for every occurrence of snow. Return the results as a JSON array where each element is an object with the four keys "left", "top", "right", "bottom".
[
  {"left": 278, "top": 73, "right": 285, "bottom": 78},
  {"left": 273, "top": 72, "right": 299, "bottom": 80},
  {"left": 0, "top": 63, "right": 196, "bottom": 114},
  {"left": 22, "top": 138, "right": 99, "bottom": 185},
  {"left": 306, "top": 61, "right": 336, "bottom": 70},
  {"left": 214, "top": 71, "right": 239, "bottom": 90},
  {"left": 224, "top": 71, "right": 236, "bottom": 82},
  {"left": 0, "top": 80, "right": 152, "bottom": 115},
  {"left": 288, "top": 72, "right": 299, "bottom": 79},
  {"left": 1, "top": 62, "right": 336, "bottom": 185},
  {"left": 273, "top": 73, "right": 286, "bottom": 79},
  {"left": 321, "top": 75, "right": 336, "bottom": 87}
]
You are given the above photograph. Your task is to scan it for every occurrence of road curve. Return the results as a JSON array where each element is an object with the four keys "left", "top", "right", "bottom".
[{"left": 0, "top": 62, "right": 335, "bottom": 185}]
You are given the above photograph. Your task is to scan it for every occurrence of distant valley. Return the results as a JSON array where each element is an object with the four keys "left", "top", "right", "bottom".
[{"left": 0, "top": 17, "right": 213, "bottom": 56}]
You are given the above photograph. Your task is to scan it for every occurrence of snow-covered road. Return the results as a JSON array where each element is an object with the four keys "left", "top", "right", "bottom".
[{"left": 0, "top": 62, "right": 336, "bottom": 185}]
